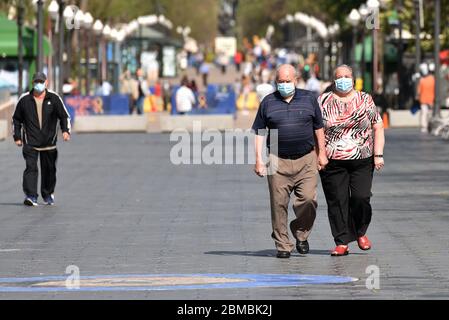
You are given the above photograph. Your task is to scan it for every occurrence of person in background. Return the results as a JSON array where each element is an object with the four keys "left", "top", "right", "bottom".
[
  {"left": 372, "top": 86, "right": 389, "bottom": 121},
  {"left": 136, "top": 68, "right": 150, "bottom": 115},
  {"left": 217, "top": 51, "right": 229, "bottom": 74},
  {"left": 175, "top": 76, "right": 195, "bottom": 115},
  {"left": 199, "top": 62, "right": 210, "bottom": 89},
  {"left": 70, "top": 79, "right": 80, "bottom": 96},
  {"left": 256, "top": 70, "right": 275, "bottom": 103},
  {"left": 305, "top": 72, "right": 321, "bottom": 98},
  {"left": 189, "top": 80, "right": 198, "bottom": 95},
  {"left": 417, "top": 63, "right": 435, "bottom": 133},
  {"left": 62, "top": 78, "right": 73, "bottom": 98},
  {"left": 120, "top": 70, "right": 138, "bottom": 115},
  {"left": 241, "top": 75, "right": 253, "bottom": 115},
  {"left": 234, "top": 50, "right": 243, "bottom": 73},
  {"left": 162, "top": 80, "right": 171, "bottom": 112}
]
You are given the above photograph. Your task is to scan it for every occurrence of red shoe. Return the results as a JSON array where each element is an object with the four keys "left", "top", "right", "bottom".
[
  {"left": 357, "top": 235, "right": 372, "bottom": 250},
  {"left": 331, "top": 245, "right": 349, "bottom": 256}
]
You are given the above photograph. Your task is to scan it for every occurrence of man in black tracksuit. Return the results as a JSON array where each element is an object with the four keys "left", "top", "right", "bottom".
[{"left": 12, "top": 72, "right": 71, "bottom": 206}]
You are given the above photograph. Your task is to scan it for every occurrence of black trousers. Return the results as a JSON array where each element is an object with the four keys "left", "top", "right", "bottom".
[
  {"left": 22, "top": 144, "right": 58, "bottom": 199},
  {"left": 319, "top": 157, "right": 374, "bottom": 245}
]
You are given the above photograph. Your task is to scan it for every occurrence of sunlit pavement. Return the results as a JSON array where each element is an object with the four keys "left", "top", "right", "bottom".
[{"left": 0, "top": 128, "right": 448, "bottom": 299}]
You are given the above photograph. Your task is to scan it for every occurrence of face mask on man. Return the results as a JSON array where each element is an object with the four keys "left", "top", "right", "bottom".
[
  {"left": 33, "top": 82, "right": 46, "bottom": 94},
  {"left": 334, "top": 77, "right": 353, "bottom": 93},
  {"left": 277, "top": 82, "right": 295, "bottom": 97}
]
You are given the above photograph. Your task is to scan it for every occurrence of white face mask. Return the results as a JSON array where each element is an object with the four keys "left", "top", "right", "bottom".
[
  {"left": 33, "top": 82, "right": 46, "bottom": 93},
  {"left": 277, "top": 82, "right": 295, "bottom": 97},
  {"left": 334, "top": 78, "right": 353, "bottom": 93}
]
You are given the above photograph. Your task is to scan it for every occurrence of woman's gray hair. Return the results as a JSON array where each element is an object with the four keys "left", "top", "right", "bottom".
[{"left": 333, "top": 64, "right": 353, "bottom": 78}]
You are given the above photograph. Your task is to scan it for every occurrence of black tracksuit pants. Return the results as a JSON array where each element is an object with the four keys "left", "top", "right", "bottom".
[
  {"left": 319, "top": 157, "right": 374, "bottom": 245},
  {"left": 22, "top": 144, "right": 58, "bottom": 199}
]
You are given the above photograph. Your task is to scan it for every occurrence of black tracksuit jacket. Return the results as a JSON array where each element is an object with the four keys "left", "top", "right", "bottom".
[{"left": 12, "top": 89, "right": 71, "bottom": 148}]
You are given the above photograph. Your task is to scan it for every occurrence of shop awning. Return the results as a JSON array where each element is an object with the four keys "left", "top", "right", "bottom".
[{"left": 0, "top": 14, "right": 52, "bottom": 58}]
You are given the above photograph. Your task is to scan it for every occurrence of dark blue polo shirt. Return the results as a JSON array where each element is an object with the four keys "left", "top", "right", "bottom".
[{"left": 251, "top": 89, "right": 324, "bottom": 157}]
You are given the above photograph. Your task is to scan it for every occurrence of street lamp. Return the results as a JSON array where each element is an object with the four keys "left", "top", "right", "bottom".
[
  {"left": 63, "top": 5, "right": 75, "bottom": 84},
  {"left": 327, "top": 23, "right": 340, "bottom": 80},
  {"left": 83, "top": 12, "right": 93, "bottom": 95},
  {"left": 347, "top": 9, "right": 361, "bottom": 69},
  {"left": 295, "top": 12, "right": 312, "bottom": 56},
  {"left": 116, "top": 29, "right": 126, "bottom": 43},
  {"left": 48, "top": 0, "right": 58, "bottom": 17},
  {"left": 433, "top": 0, "right": 441, "bottom": 118},
  {"left": 102, "top": 24, "right": 111, "bottom": 84},
  {"left": 359, "top": 4, "right": 369, "bottom": 90},
  {"left": 74, "top": 9, "right": 84, "bottom": 94},
  {"left": 56, "top": 0, "right": 66, "bottom": 95},
  {"left": 137, "top": 19, "right": 144, "bottom": 69},
  {"left": 413, "top": 0, "right": 423, "bottom": 74},
  {"left": 32, "top": 0, "right": 45, "bottom": 72},
  {"left": 110, "top": 28, "right": 120, "bottom": 93},
  {"left": 285, "top": 14, "right": 294, "bottom": 47},
  {"left": 177, "top": 26, "right": 191, "bottom": 40},
  {"left": 93, "top": 19, "right": 104, "bottom": 84},
  {"left": 17, "top": 0, "right": 25, "bottom": 95},
  {"left": 48, "top": 0, "right": 59, "bottom": 91},
  {"left": 367, "top": 0, "right": 380, "bottom": 93}
]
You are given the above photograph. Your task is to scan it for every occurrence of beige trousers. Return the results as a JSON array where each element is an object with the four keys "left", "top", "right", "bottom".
[{"left": 267, "top": 151, "right": 318, "bottom": 252}]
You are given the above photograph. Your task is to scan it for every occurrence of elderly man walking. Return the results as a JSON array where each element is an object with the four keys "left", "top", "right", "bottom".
[{"left": 252, "top": 64, "right": 328, "bottom": 258}]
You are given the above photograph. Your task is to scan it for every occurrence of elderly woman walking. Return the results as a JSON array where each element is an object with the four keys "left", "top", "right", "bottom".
[{"left": 318, "top": 65, "right": 385, "bottom": 256}]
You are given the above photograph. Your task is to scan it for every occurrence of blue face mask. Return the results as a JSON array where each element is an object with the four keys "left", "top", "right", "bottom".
[
  {"left": 34, "top": 82, "right": 46, "bottom": 93},
  {"left": 277, "top": 82, "right": 295, "bottom": 98},
  {"left": 334, "top": 77, "right": 353, "bottom": 93}
]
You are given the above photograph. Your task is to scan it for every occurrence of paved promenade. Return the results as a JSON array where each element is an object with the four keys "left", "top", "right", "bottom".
[{"left": 0, "top": 128, "right": 448, "bottom": 299}]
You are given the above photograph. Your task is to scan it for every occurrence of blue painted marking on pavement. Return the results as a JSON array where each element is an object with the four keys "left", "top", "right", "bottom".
[{"left": 0, "top": 273, "right": 358, "bottom": 292}]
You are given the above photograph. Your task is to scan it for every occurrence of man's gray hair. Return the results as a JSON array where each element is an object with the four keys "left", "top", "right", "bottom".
[
  {"left": 333, "top": 64, "right": 353, "bottom": 78},
  {"left": 275, "top": 64, "right": 299, "bottom": 81}
]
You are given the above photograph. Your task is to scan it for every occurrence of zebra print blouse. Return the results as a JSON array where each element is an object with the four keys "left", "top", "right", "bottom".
[{"left": 318, "top": 91, "right": 382, "bottom": 160}]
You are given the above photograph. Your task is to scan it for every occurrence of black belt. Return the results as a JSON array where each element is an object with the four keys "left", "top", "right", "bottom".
[{"left": 277, "top": 148, "right": 313, "bottom": 160}]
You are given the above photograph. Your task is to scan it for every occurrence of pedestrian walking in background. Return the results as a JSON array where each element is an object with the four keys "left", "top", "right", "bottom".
[
  {"left": 175, "top": 76, "right": 196, "bottom": 115},
  {"left": 62, "top": 78, "right": 73, "bottom": 98},
  {"left": 217, "top": 51, "right": 229, "bottom": 75},
  {"left": 305, "top": 72, "right": 321, "bottom": 98},
  {"left": 318, "top": 64, "right": 385, "bottom": 256},
  {"left": 417, "top": 63, "right": 435, "bottom": 133},
  {"left": 119, "top": 70, "right": 139, "bottom": 115},
  {"left": 162, "top": 80, "right": 171, "bottom": 112},
  {"left": 234, "top": 50, "right": 243, "bottom": 73},
  {"left": 252, "top": 64, "right": 328, "bottom": 259},
  {"left": 12, "top": 72, "right": 71, "bottom": 206},
  {"left": 199, "top": 62, "right": 210, "bottom": 89},
  {"left": 136, "top": 68, "right": 150, "bottom": 115},
  {"left": 372, "top": 86, "right": 389, "bottom": 121}
]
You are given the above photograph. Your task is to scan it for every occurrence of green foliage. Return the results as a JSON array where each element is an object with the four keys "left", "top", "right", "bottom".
[
  {"left": 236, "top": 0, "right": 366, "bottom": 41},
  {"left": 80, "top": 0, "right": 219, "bottom": 44},
  {"left": 1, "top": 0, "right": 448, "bottom": 51},
  {"left": 386, "top": 0, "right": 449, "bottom": 53}
]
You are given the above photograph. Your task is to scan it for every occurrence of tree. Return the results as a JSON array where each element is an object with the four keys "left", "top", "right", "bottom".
[{"left": 236, "top": 0, "right": 366, "bottom": 45}]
